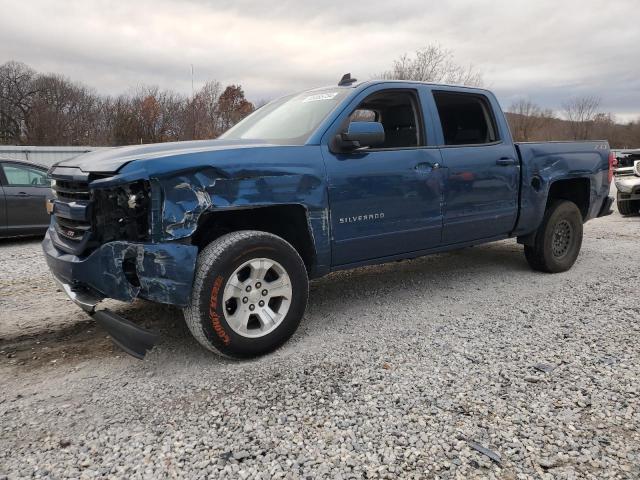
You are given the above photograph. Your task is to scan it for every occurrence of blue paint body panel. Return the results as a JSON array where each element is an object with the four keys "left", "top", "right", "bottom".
[
  {"left": 43, "top": 229, "right": 198, "bottom": 305},
  {"left": 42, "top": 80, "right": 612, "bottom": 307},
  {"left": 513, "top": 141, "right": 611, "bottom": 235}
]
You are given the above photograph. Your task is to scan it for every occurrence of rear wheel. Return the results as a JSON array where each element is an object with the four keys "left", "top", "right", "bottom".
[
  {"left": 616, "top": 191, "right": 640, "bottom": 216},
  {"left": 184, "top": 231, "right": 309, "bottom": 358},
  {"left": 524, "top": 200, "right": 583, "bottom": 273}
]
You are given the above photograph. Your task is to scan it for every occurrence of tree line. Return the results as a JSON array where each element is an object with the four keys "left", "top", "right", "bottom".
[
  {"left": 381, "top": 45, "right": 639, "bottom": 148},
  {"left": 2, "top": 46, "right": 640, "bottom": 148},
  {"left": 506, "top": 97, "right": 640, "bottom": 148},
  {"left": 0, "top": 61, "right": 254, "bottom": 146}
]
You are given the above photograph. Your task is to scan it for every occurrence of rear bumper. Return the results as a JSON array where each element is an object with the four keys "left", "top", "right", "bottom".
[
  {"left": 597, "top": 196, "right": 614, "bottom": 217},
  {"left": 42, "top": 229, "right": 198, "bottom": 306}
]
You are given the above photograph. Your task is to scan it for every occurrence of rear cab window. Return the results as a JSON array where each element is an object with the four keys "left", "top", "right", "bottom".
[{"left": 433, "top": 91, "right": 499, "bottom": 146}]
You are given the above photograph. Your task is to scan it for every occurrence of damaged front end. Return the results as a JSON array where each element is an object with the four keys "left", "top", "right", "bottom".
[
  {"left": 43, "top": 143, "right": 329, "bottom": 358},
  {"left": 43, "top": 167, "right": 199, "bottom": 358}
]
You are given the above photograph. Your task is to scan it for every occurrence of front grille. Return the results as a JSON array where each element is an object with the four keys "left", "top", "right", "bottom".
[
  {"left": 55, "top": 216, "right": 91, "bottom": 236},
  {"left": 52, "top": 179, "right": 91, "bottom": 202},
  {"left": 50, "top": 170, "right": 151, "bottom": 256},
  {"left": 52, "top": 178, "right": 92, "bottom": 247}
]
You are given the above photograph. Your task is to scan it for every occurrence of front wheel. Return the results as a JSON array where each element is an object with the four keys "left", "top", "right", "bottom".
[
  {"left": 524, "top": 200, "right": 583, "bottom": 273},
  {"left": 184, "top": 231, "right": 309, "bottom": 358}
]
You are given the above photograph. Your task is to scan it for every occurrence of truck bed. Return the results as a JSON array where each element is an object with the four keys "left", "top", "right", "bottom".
[{"left": 513, "top": 141, "right": 611, "bottom": 236}]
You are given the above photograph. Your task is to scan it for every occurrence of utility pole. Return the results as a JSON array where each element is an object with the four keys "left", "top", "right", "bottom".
[{"left": 191, "top": 64, "right": 196, "bottom": 139}]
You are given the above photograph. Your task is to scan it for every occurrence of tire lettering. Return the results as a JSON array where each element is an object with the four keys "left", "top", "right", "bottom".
[{"left": 209, "top": 276, "right": 231, "bottom": 345}]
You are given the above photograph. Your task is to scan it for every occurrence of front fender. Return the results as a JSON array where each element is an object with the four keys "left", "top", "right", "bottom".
[{"left": 154, "top": 165, "right": 331, "bottom": 275}]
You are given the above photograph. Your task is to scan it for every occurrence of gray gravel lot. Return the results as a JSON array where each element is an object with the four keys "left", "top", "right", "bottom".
[{"left": 1, "top": 207, "right": 639, "bottom": 479}]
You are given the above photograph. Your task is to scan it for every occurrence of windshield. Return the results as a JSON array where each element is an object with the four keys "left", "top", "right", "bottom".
[{"left": 219, "top": 89, "right": 349, "bottom": 145}]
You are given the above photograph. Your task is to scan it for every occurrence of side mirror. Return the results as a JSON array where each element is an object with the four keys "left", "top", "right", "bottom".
[{"left": 334, "top": 121, "right": 385, "bottom": 151}]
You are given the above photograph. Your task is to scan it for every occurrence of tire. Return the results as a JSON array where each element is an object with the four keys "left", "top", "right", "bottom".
[
  {"left": 524, "top": 200, "right": 583, "bottom": 273},
  {"left": 616, "top": 191, "right": 640, "bottom": 216},
  {"left": 184, "top": 230, "right": 309, "bottom": 358}
]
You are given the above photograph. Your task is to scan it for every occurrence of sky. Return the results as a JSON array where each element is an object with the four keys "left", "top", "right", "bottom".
[{"left": 1, "top": 0, "right": 639, "bottom": 121}]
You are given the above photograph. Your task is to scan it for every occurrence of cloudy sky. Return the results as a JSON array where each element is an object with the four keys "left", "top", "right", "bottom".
[{"left": 2, "top": 0, "right": 639, "bottom": 120}]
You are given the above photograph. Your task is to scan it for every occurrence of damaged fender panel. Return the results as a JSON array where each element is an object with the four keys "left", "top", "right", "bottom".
[
  {"left": 151, "top": 154, "right": 332, "bottom": 274},
  {"left": 43, "top": 230, "right": 198, "bottom": 306},
  {"left": 513, "top": 142, "right": 610, "bottom": 236},
  {"left": 158, "top": 168, "right": 325, "bottom": 240}
]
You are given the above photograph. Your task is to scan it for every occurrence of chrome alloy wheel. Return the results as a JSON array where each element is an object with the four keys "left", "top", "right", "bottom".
[
  {"left": 222, "top": 258, "right": 292, "bottom": 338},
  {"left": 551, "top": 219, "right": 573, "bottom": 258}
]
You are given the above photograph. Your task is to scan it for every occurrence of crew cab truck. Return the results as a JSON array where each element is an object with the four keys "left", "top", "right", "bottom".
[{"left": 43, "top": 77, "right": 615, "bottom": 359}]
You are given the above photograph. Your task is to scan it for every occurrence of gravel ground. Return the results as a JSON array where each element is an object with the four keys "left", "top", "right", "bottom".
[{"left": 1, "top": 205, "right": 639, "bottom": 479}]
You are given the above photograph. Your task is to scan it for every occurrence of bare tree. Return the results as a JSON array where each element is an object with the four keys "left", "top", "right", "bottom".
[
  {"left": 184, "top": 80, "right": 223, "bottom": 140},
  {"left": 507, "top": 99, "right": 555, "bottom": 141},
  {"left": 591, "top": 112, "right": 630, "bottom": 146},
  {"left": 563, "top": 96, "right": 601, "bottom": 140},
  {"left": 25, "top": 74, "right": 103, "bottom": 145},
  {"left": 378, "top": 43, "right": 483, "bottom": 86},
  {"left": 126, "top": 86, "right": 187, "bottom": 144},
  {"left": 0, "top": 61, "right": 38, "bottom": 144}
]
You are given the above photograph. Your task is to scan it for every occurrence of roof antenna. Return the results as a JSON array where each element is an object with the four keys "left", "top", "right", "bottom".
[{"left": 338, "top": 73, "right": 357, "bottom": 86}]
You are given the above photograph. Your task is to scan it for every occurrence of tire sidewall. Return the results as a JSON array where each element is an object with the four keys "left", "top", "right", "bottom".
[
  {"left": 541, "top": 202, "right": 583, "bottom": 272},
  {"left": 195, "top": 234, "right": 308, "bottom": 358}
]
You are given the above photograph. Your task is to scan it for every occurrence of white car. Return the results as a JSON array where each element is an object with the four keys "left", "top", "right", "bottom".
[{"left": 614, "top": 150, "right": 640, "bottom": 215}]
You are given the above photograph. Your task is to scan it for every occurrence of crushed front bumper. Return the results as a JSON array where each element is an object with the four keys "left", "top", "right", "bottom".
[
  {"left": 43, "top": 229, "right": 198, "bottom": 305},
  {"left": 42, "top": 230, "right": 199, "bottom": 358}
]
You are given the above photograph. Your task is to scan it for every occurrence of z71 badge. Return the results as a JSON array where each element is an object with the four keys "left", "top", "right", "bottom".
[{"left": 339, "top": 213, "right": 385, "bottom": 224}]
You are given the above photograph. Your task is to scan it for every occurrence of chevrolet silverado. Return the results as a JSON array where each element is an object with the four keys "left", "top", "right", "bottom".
[{"left": 42, "top": 76, "right": 615, "bottom": 358}]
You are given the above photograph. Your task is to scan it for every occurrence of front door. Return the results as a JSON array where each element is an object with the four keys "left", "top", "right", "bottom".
[{"left": 323, "top": 87, "right": 444, "bottom": 266}]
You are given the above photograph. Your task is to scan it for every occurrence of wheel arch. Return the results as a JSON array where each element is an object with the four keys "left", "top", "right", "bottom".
[
  {"left": 518, "top": 177, "right": 591, "bottom": 246},
  {"left": 546, "top": 177, "right": 591, "bottom": 220},
  {"left": 191, "top": 204, "right": 318, "bottom": 275}
]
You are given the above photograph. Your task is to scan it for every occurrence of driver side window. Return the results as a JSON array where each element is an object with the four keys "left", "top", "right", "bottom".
[
  {"left": 349, "top": 90, "right": 424, "bottom": 149},
  {"left": 2, "top": 164, "right": 50, "bottom": 187}
]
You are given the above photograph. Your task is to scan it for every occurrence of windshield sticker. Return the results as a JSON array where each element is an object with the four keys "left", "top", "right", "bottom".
[{"left": 302, "top": 92, "right": 339, "bottom": 103}]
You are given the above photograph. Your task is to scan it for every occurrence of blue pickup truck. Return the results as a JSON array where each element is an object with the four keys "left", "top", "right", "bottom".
[{"left": 43, "top": 76, "right": 615, "bottom": 358}]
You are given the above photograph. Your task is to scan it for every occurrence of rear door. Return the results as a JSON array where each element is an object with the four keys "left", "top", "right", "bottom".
[
  {"left": 430, "top": 90, "right": 519, "bottom": 244},
  {"left": 0, "top": 162, "right": 51, "bottom": 235}
]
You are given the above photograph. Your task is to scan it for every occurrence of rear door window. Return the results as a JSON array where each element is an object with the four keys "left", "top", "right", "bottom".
[
  {"left": 1, "top": 164, "right": 50, "bottom": 187},
  {"left": 433, "top": 91, "right": 498, "bottom": 145}
]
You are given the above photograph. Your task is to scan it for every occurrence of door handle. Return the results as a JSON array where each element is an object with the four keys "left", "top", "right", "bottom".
[
  {"left": 415, "top": 162, "right": 440, "bottom": 171},
  {"left": 17, "top": 192, "right": 29, "bottom": 196},
  {"left": 496, "top": 157, "right": 516, "bottom": 166}
]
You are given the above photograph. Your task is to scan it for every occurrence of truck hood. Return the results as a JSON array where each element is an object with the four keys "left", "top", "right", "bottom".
[{"left": 54, "top": 139, "right": 276, "bottom": 174}]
